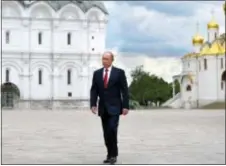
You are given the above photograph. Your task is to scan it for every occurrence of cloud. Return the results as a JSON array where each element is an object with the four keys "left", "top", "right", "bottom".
[
  {"left": 123, "top": 1, "right": 224, "bottom": 17},
  {"left": 111, "top": 51, "right": 182, "bottom": 84},
  {"left": 103, "top": 1, "right": 225, "bottom": 84},
  {"left": 104, "top": 1, "right": 225, "bottom": 57}
]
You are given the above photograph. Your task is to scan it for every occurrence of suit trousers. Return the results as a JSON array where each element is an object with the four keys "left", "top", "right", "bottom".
[{"left": 101, "top": 107, "right": 120, "bottom": 157}]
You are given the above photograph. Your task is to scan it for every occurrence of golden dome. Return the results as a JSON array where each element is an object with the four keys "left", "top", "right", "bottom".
[
  {"left": 192, "top": 34, "right": 204, "bottom": 45},
  {"left": 207, "top": 20, "right": 219, "bottom": 29}
]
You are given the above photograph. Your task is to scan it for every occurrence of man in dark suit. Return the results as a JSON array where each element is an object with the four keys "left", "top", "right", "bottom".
[{"left": 90, "top": 51, "right": 129, "bottom": 164}]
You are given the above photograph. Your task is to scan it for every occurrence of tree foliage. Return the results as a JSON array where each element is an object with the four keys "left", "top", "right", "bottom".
[{"left": 129, "top": 65, "right": 180, "bottom": 107}]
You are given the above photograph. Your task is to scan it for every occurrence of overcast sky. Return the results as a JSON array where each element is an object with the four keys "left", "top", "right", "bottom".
[{"left": 103, "top": 1, "right": 225, "bottom": 83}]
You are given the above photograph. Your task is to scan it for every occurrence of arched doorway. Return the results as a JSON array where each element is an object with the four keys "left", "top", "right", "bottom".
[
  {"left": 222, "top": 70, "right": 226, "bottom": 81},
  {"left": 1, "top": 82, "right": 20, "bottom": 108},
  {"left": 221, "top": 70, "right": 226, "bottom": 90},
  {"left": 181, "top": 75, "right": 193, "bottom": 109}
]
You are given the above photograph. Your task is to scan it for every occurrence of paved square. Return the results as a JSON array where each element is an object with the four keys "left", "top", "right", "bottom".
[{"left": 1, "top": 109, "right": 225, "bottom": 164}]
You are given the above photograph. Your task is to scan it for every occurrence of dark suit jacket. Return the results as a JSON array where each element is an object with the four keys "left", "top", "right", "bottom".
[{"left": 90, "top": 66, "right": 129, "bottom": 116}]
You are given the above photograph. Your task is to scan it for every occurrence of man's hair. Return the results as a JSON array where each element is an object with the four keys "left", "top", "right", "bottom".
[{"left": 103, "top": 51, "right": 114, "bottom": 61}]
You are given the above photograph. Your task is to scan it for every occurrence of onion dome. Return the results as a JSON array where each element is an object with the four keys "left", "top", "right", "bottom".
[{"left": 192, "top": 34, "right": 204, "bottom": 45}]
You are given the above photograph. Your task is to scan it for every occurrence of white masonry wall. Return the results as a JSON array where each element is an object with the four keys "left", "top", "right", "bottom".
[{"left": 1, "top": 1, "right": 108, "bottom": 103}]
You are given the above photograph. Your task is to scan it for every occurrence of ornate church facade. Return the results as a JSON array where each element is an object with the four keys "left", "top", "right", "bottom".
[
  {"left": 1, "top": 0, "right": 108, "bottom": 109},
  {"left": 163, "top": 3, "right": 226, "bottom": 109}
]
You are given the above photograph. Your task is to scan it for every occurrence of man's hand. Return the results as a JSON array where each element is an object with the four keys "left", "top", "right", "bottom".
[
  {"left": 91, "top": 106, "right": 97, "bottom": 114},
  {"left": 122, "top": 108, "right": 129, "bottom": 115}
]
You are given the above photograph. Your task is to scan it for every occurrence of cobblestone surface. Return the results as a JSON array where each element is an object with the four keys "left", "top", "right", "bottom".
[{"left": 1, "top": 109, "right": 225, "bottom": 164}]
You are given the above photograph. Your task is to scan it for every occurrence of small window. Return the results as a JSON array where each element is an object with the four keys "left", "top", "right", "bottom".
[
  {"left": 67, "top": 69, "right": 71, "bottom": 85},
  {"left": 92, "top": 36, "right": 94, "bottom": 39},
  {"left": 199, "top": 61, "right": 201, "bottom": 71},
  {"left": 92, "top": 48, "right": 95, "bottom": 51},
  {"left": 5, "top": 31, "right": 10, "bottom": 44},
  {"left": 68, "top": 92, "right": 72, "bottom": 97},
  {"left": 67, "top": 33, "right": 71, "bottom": 45},
  {"left": 38, "top": 32, "right": 42, "bottom": 45},
  {"left": 38, "top": 69, "right": 42, "bottom": 85},
  {"left": 186, "top": 85, "right": 191, "bottom": 91},
  {"left": 6, "top": 69, "right": 9, "bottom": 82},
  {"left": 188, "top": 62, "right": 190, "bottom": 68},
  {"left": 214, "top": 32, "right": 217, "bottom": 39},
  {"left": 204, "top": 58, "right": 207, "bottom": 70}
]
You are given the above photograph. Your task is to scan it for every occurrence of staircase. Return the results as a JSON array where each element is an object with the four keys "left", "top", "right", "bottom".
[{"left": 161, "top": 93, "right": 181, "bottom": 108}]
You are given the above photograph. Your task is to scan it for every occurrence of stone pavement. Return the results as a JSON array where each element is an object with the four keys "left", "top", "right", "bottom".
[{"left": 1, "top": 109, "right": 225, "bottom": 164}]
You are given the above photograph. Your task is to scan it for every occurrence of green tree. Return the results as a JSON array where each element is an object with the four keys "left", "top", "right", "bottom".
[
  {"left": 129, "top": 66, "right": 172, "bottom": 106},
  {"left": 174, "top": 79, "right": 181, "bottom": 94}
]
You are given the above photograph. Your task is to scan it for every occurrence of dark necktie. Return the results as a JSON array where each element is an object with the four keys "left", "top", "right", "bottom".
[{"left": 103, "top": 68, "right": 108, "bottom": 88}]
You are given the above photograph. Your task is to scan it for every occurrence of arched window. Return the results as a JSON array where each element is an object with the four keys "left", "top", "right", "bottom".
[
  {"left": 221, "top": 71, "right": 226, "bottom": 90},
  {"left": 5, "top": 31, "right": 10, "bottom": 44},
  {"left": 221, "top": 81, "right": 224, "bottom": 90},
  {"left": 67, "top": 33, "right": 71, "bottom": 45},
  {"left": 67, "top": 69, "right": 71, "bottom": 85},
  {"left": 38, "top": 69, "right": 42, "bottom": 85},
  {"left": 204, "top": 58, "right": 207, "bottom": 70},
  {"left": 38, "top": 32, "right": 42, "bottom": 45},
  {"left": 6, "top": 69, "right": 10, "bottom": 82},
  {"left": 221, "top": 58, "right": 224, "bottom": 69},
  {"left": 186, "top": 85, "right": 191, "bottom": 91}
]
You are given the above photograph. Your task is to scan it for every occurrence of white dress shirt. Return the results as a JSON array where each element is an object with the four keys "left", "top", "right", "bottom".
[{"left": 103, "top": 65, "right": 112, "bottom": 82}]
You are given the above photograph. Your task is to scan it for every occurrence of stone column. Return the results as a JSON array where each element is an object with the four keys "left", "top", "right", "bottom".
[{"left": 172, "top": 80, "right": 175, "bottom": 97}]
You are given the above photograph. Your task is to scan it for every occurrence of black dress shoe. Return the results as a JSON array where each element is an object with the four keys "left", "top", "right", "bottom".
[
  {"left": 109, "top": 157, "right": 117, "bottom": 165},
  {"left": 103, "top": 156, "right": 111, "bottom": 163}
]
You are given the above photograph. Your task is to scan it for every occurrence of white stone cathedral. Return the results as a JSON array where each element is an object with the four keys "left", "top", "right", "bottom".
[
  {"left": 163, "top": 3, "right": 225, "bottom": 109},
  {"left": 1, "top": 0, "right": 108, "bottom": 109}
]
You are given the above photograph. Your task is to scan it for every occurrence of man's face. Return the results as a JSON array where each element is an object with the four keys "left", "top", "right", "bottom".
[{"left": 102, "top": 52, "right": 113, "bottom": 68}]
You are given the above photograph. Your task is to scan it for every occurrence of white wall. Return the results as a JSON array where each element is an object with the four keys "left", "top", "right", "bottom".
[
  {"left": 174, "top": 52, "right": 225, "bottom": 108},
  {"left": 1, "top": 1, "right": 108, "bottom": 101},
  {"left": 198, "top": 56, "right": 219, "bottom": 101}
]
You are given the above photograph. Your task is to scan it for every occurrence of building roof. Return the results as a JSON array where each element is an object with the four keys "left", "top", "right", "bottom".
[{"left": 17, "top": 0, "right": 108, "bottom": 14}]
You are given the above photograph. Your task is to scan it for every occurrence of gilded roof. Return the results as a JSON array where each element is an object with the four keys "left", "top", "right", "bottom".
[
  {"left": 182, "top": 3, "right": 225, "bottom": 59},
  {"left": 199, "top": 33, "right": 225, "bottom": 56},
  {"left": 181, "top": 52, "right": 199, "bottom": 59}
]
